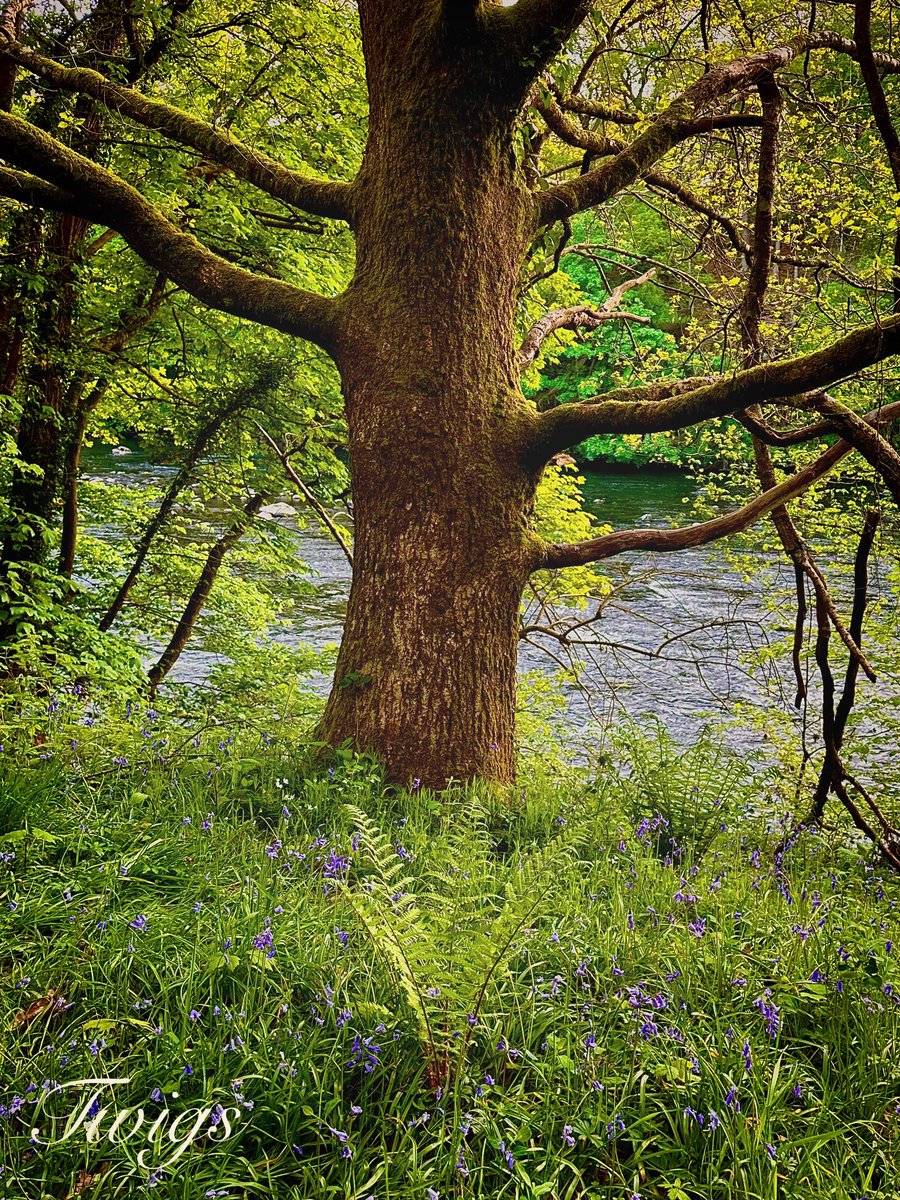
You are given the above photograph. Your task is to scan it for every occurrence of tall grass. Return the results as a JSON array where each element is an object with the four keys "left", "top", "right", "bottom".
[{"left": 1, "top": 717, "right": 898, "bottom": 1198}]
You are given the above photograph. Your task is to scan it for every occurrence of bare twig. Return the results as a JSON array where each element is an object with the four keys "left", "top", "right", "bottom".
[{"left": 254, "top": 421, "right": 353, "bottom": 568}]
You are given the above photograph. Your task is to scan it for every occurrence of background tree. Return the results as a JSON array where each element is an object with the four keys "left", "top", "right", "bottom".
[{"left": 0, "top": 0, "right": 361, "bottom": 687}]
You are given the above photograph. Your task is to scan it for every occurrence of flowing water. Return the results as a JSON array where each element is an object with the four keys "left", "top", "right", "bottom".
[{"left": 81, "top": 446, "right": 796, "bottom": 749}]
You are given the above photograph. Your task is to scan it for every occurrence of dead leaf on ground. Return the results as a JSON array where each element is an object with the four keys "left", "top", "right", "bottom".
[
  {"left": 66, "top": 1162, "right": 110, "bottom": 1198},
  {"left": 11, "top": 989, "right": 71, "bottom": 1029}
]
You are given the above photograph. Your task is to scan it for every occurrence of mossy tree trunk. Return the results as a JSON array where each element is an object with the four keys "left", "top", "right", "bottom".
[{"left": 317, "top": 10, "right": 545, "bottom": 785}]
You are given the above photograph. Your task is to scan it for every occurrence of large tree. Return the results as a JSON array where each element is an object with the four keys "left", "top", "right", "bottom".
[{"left": 2, "top": 0, "right": 900, "bottom": 784}]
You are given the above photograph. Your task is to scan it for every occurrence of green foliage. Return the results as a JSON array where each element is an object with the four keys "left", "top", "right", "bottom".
[
  {"left": 612, "top": 719, "right": 757, "bottom": 859},
  {"left": 2, "top": 726, "right": 900, "bottom": 1197},
  {"left": 531, "top": 461, "right": 611, "bottom": 610},
  {"left": 342, "top": 800, "right": 582, "bottom": 1089},
  {"left": 0, "top": 0, "right": 361, "bottom": 694},
  {"left": 0, "top": 560, "right": 146, "bottom": 690}
]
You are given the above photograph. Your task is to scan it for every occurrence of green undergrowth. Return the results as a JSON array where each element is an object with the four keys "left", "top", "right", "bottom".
[{"left": 1, "top": 719, "right": 899, "bottom": 1199}]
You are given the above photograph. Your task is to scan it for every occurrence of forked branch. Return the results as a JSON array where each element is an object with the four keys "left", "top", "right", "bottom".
[
  {"left": 518, "top": 269, "right": 654, "bottom": 371},
  {"left": 537, "top": 32, "right": 900, "bottom": 226}
]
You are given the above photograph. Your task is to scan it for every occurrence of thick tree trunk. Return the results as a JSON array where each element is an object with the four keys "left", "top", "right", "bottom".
[
  {"left": 319, "top": 465, "right": 532, "bottom": 785},
  {"left": 319, "top": 15, "right": 541, "bottom": 785}
]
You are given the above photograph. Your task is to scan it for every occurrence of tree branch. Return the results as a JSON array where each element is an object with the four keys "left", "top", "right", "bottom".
[
  {"left": 752, "top": 435, "right": 876, "bottom": 689},
  {"left": 124, "top": 0, "right": 195, "bottom": 84},
  {"left": 554, "top": 90, "right": 639, "bottom": 125},
  {"left": 738, "top": 74, "right": 781, "bottom": 361},
  {"left": 518, "top": 268, "right": 654, "bottom": 370},
  {"left": 147, "top": 491, "right": 270, "bottom": 693},
  {"left": 798, "top": 391, "right": 900, "bottom": 505},
  {"left": 0, "top": 37, "right": 355, "bottom": 223},
  {"left": 100, "top": 375, "right": 263, "bottom": 631},
  {"left": 534, "top": 313, "right": 900, "bottom": 457},
  {"left": 486, "top": 0, "right": 594, "bottom": 85},
  {"left": 737, "top": 407, "right": 838, "bottom": 445},
  {"left": 536, "top": 94, "right": 753, "bottom": 258},
  {"left": 254, "top": 421, "right": 354, "bottom": 569},
  {"left": 645, "top": 171, "right": 750, "bottom": 259},
  {"left": 537, "top": 32, "right": 900, "bottom": 226},
  {"left": 538, "top": 438, "right": 853, "bottom": 569},
  {"left": 854, "top": 0, "right": 900, "bottom": 310},
  {"left": 0, "top": 112, "right": 340, "bottom": 348},
  {"left": 0, "top": 165, "right": 91, "bottom": 219}
]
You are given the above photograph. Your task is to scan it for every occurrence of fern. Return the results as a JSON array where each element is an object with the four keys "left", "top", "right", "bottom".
[
  {"left": 614, "top": 718, "right": 753, "bottom": 858},
  {"left": 341, "top": 802, "right": 583, "bottom": 1089},
  {"left": 341, "top": 805, "right": 435, "bottom": 1053}
]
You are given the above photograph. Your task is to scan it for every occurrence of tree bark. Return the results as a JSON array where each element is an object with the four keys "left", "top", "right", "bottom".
[{"left": 317, "top": 19, "right": 541, "bottom": 785}]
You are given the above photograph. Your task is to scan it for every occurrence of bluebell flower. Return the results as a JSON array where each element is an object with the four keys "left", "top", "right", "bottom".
[
  {"left": 606, "top": 1116, "right": 625, "bottom": 1139},
  {"left": 323, "top": 852, "right": 348, "bottom": 878},
  {"left": 753, "top": 990, "right": 780, "bottom": 1039}
]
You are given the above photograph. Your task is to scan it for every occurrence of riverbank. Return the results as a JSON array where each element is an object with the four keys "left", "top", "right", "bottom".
[{"left": 79, "top": 446, "right": 775, "bottom": 750}]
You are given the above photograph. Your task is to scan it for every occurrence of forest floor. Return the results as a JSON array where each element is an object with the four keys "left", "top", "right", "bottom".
[{"left": 1, "top": 716, "right": 899, "bottom": 1199}]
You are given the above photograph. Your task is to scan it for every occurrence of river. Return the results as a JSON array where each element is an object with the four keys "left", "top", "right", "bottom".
[{"left": 81, "top": 445, "right": 797, "bottom": 750}]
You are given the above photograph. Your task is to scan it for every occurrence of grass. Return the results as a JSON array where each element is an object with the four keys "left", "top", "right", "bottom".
[{"left": 1, "top": 706, "right": 899, "bottom": 1199}]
